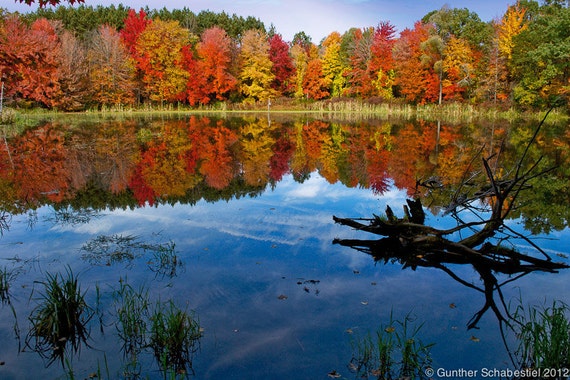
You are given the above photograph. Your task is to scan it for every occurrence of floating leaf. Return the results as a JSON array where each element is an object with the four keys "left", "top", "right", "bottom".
[
  {"left": 470, "top": 335, "right": 480, "bottom": 342},
  {"left": 345, "top": 328, "right": 353, "bottom": 334},
  {"left": 449, "top": 303, "right": 456, "bottom": 309},
  {"left": 384, "top": 326, "right": 396, "bottom": 333},
  {"left": 327, "top": 370, "right": 341, "bottom": 378}
]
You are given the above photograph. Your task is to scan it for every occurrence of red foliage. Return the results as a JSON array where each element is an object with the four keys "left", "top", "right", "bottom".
[
  {"left": 303, "top": 59, "right": 329, "bottom": 100},
  {"left": 369, "top": 21, "right": 396, "bottom": 76},
  {"left": 269, "top": 34, "right": 295, "bottom": 95},
  {"left": 197, "top": 27, "right": 237, "bottom": 103},
  {"left": 393, "top": 22, "right": 433, "bottom": 103},
  {"left": 120, "top": 9, "right": 150, "bottom": 60},
  {"left": 179, "top": 45, "right": 209, "bottom": 106}
]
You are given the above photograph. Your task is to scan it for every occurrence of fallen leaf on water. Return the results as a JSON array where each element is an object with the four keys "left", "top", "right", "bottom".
[
  {"left": 384, "top": 326, "right": 396, "bottom": 333},
  {"left": 327, "top": 370, "right": 341, "bottom": 378},
  {"left": 449, "top": 303, "right": 456, "bottom": 309},
  {"left": 470, "top": 335, "right": 480, "bottom": 342},
  {"left": 277, "top": 294, "right": 288, "bottom": 300},
  {"left": 345, "top": 328, "right": 353, "bottom": 334}
]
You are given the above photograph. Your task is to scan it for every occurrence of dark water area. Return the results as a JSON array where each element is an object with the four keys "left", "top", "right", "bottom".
[{"left": 0, "top": 114, "right": 569, "bottom": 379}]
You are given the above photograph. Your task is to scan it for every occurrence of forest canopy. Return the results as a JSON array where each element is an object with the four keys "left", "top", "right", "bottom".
[{"left": 0, "top": 0, "right": 569, "bottom": 111}]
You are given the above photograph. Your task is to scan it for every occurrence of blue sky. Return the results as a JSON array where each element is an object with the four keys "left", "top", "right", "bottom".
[{"left": 5, "top": 0, "right": 514, "bottom": 42}]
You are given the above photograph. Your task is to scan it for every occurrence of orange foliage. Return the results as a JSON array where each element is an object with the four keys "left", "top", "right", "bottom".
[
  {"left": 198, "top": 123, "right": 238, "bottom": 189},
  {"left": 0, "top": 17, "right": 60, "bottom": 107}
]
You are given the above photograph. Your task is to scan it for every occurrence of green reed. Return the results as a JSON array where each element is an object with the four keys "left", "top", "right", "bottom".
[
  {"left": 149, "top": 300, "right": 202, "bottom": 378},
  {"left": 513, "top": 300, "right": 570, "bottom": 372},
  {"left": 350, "top": 311, "right": 434, "bottom": 380},
  {"left": 26, "top": 267, "right": 92, "bottom": 366}
]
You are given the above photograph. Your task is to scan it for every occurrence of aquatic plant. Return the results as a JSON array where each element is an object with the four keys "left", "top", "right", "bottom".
[
  {"left": 149, "top": 300, "right": 202, "bottom": 378},
  {"left": 0, "top": 266, "right": 12, "bottom": 303},
  {"left": 148, "top": 241, "right": 181, "bottom": 278},
  {"left": 81, "top": 234, "right": 179, "bottom": 271},
  {"left": 114, "top": 280, "right": 150, "bottom": 354},
  {"left": 513, "top": 300, "right": 570, "bottom": 372},
  {"left": 349, "top": 312, "right": 433, "bottom": 379},
  {"left": 26, "top": 267, "right": 92, "bottom": 366}
]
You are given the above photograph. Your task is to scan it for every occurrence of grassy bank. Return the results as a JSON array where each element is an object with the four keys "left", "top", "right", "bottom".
[{"left": 2, "top": 99, "right": 567, "bottom": 130}]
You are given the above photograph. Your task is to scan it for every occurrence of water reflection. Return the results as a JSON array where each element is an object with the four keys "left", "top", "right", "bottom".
[
  {"left": 0, "top": 116, "right": 568, "bottom": 224},
  {"left": 0, "top": 115, "right": 569, "bottom": 378}
]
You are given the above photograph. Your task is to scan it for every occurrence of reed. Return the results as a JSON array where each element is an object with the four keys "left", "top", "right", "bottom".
[
  {"left": 149, "top": 300, "right": 202, "bottom": 378},
  {"left": 113, "top": 280, "right": 150, "bottom": 357},
  {"left": 350, "top": 312, "right": 434, "bottom": 379},
  {"left": 0, "top": 266, "right": 11, "bottom": 303},
  {"left": 513, "top": 300, "right": 570, "bottom": 371},
  {"left": 26, "top": 267, "right": 92, "bottom": 366}
]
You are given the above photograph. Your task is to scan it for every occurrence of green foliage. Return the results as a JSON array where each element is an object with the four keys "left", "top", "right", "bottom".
[
  {"left": 24, "top": 4, "right": 130, "bottom": 38},
  {"left": 511, "top": 4, "right": 570, "bottom": 109}
]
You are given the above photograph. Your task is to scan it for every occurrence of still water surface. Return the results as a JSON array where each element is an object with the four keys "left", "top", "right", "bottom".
[{"left": 0, "top": 114, "right": 568, "bottom": 379}]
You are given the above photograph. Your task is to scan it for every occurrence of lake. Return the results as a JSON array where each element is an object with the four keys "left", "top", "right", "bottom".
[{"left": 0, "top": 113, "right": 568, "bottom": 379}]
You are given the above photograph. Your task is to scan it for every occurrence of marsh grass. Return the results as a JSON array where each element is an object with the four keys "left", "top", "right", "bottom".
[
  {"left": 0, "top": 266, "right": 13, "bottom": 303},
  {"left": 26, "top": 267, "right": 92, "bottom": 366},
  {"left": 81, "top": 234, "right": 179, "bottom": 271},
  {"left": 114, "top": 280, "right": 151, "bottom": 359},
  {"left": 350, "top": 312, "right": 434, "bottom": 379},
  {"left": 47, "top": 206, "right": 101, "bottom": 227},
  {"left": 149, "top": 300, "right": 202, "bottom": 378},
  {"left": 513, "top": 300, "right": 570, "bottom": 372},
  {"left": 148, "top": 242, "right": 182, "bottom": 279},
  {"left": 112, "top": 280, "right": 201, "bottom": 378}
]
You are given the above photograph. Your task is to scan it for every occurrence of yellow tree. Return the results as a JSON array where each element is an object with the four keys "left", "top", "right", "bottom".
[
  {"left": 290, "top": 43, "right": 309, "bottom": 99},
  {"left": 136, "top": 19, "right": 189, "bottom": 104},
  {"left": 497, "top": 3, "right": 528, "bottom": 61},
  {"left": 321, "top": 31, "right": 348, "bottom": 97},
  {"left": 239, "top": 29, "right": 275, "bottom": 101},
  {"left": 442, "top": 36, "right": 475, "bottom": 100}
]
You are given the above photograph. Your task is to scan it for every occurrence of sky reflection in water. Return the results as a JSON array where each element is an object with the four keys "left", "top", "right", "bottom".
[{"left": 1, "top": 171, "right": 569, "bottom": 379}]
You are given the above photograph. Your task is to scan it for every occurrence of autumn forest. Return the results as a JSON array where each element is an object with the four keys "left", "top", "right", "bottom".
[{"left": 0, "top": 0, "right": 569, "bottom": 112}]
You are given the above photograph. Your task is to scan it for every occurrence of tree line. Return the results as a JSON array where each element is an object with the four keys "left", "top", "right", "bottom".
[{"left": 0, "top": 0, "right": 568, "bottom": 112}]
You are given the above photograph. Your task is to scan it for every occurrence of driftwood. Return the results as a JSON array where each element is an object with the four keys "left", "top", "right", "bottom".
[{"left": 333, "top": 110, "right": 568, "bottom": 329}]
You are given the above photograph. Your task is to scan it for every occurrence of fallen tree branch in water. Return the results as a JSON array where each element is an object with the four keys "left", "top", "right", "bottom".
[{"left": 333, "top": 108, "right": 568, "bottom": 329}]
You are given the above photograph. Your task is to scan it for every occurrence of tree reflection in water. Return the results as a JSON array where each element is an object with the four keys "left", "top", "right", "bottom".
[
  {"left": 334, "top": 114, "right": 569, "bottom": 330},
  {"left": 0, "top": 114, "right": 568, "bottom": 378}
]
